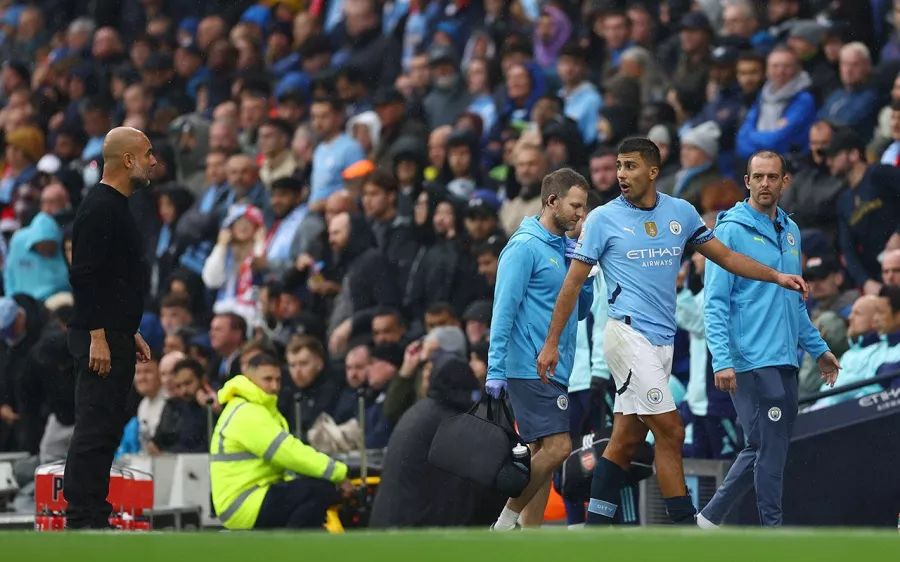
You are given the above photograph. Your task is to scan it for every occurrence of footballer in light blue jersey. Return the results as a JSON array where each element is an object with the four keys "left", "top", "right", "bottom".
[
  {"left": 574, "top": 192, "right": 714, "bottom": 347},
  {"left": 536, "top": 138, "right": 809, "bottom": 528}
]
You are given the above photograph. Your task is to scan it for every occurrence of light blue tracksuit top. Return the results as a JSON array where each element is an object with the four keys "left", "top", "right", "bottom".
[
  {"left": 704, "top": 202, "right": 830, "bottom": 374},
  {"left": 487, "top": 216, "right": 594, "bottom": 387}
]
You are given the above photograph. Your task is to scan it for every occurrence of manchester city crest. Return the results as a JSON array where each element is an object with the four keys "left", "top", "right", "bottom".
[{"left": 786, "top": 233, "right": 795, "bottom": 246}]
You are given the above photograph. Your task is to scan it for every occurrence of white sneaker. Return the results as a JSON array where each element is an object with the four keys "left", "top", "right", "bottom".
[
  {"left": 490, "top": 522, "right": 521, "bottom": 532},
  {"left": 696, "top": 513, "right": 720, "bottom": 529}
]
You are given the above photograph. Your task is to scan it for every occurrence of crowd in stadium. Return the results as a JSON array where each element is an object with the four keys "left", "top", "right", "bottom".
[{"left": 0, "top": 0, "right": 899, "bottom": 527}]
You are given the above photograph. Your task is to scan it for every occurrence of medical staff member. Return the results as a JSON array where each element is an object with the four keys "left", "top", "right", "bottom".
[{"left": 700, "top": 150, "right": 840, "bottom": 528}]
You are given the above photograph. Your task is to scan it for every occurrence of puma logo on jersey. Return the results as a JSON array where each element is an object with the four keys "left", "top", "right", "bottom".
[
  {"left": 753, "top": 237, "right": 765, "bottom": 244},
  {"left": 622, "top": 226, "right": 636, "bottom": 236},
  {"left": 549, "top": 258, "right": 559, "bottom": 267}
]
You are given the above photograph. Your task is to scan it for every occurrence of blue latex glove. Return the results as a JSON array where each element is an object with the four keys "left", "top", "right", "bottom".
[
  {"left": 564, "top": 236, "right": 578, "bottom": 260},
  {"left": 485, "top": 379, "right": 508, "bottom": 400}
]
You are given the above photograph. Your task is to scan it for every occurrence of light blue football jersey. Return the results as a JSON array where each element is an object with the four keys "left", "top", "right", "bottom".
[{"left": 574, "top": 193, "right": 714, "bottom": 346}]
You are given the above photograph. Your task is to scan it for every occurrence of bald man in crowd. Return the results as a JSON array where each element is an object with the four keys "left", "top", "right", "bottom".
[
  {"left": 325, "top": 190, "right": 358, "bottom": 224},
  {"left": 883, "top": 250, "right": 900, "bottom": 288},
  {"left": 40, "top": 183, "right": 71, "bottom": 217},
  {"left": 64, "top": 127, "right": 155, "bottom": 530}
]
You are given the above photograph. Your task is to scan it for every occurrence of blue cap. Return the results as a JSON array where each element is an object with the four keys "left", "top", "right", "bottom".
[
  {"left": 274, "top": 71, "right": 310, "bottom": 100},
  {"left": 240, "top": 5, "right": 271, "bottom": 30},
  {"left": 178, "top": 17, "right": 199, "bottom": 36},
  {"left": 468, "top": 189, "right": 501, "bottom": 215},
  {"left": 0, "top": 298, "right": 22, "bottom": 343}
]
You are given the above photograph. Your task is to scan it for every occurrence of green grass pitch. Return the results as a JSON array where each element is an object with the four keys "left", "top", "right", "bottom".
[{"left": 1, "top": 527, "right": 897, "bottom": 561}]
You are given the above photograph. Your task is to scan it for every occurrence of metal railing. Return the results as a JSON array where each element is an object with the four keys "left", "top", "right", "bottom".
[{"left": 798, "top": 369, "right": 900, "bottom": 405}]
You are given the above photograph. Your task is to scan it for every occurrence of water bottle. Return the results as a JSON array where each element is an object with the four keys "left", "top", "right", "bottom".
[{"left": 512, "top": 444, "right": 530, "bottom": 471}]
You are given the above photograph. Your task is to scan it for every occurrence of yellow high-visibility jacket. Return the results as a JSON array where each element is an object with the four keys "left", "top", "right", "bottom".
[{"left": 209, "top": 375, "right": 348, "bottom": 529}]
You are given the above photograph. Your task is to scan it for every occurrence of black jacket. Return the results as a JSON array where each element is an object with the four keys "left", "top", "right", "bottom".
[
  {"left": 0, "top": 294, "right": 49, "bottom": 411},
  {"left": 406, "top": 236, "right": 484, "bottom": 321},
  {"left": 780, "top": 159, "right": 847, "bottom": 249},
  {"left": 152, "top": 399, "right": 210, "bottom": 454},
  {"left": 278, "top": 369, "right": 342, "bottom": 438},
  {"left": 369, "top": 356, "right": 504, "bottom": 528},
  {"left": 17, "top": 326, "right": 75, "bottom": 454},
  {"left": 341, "top": 26, "right": 402, "bottom": 91},
  {"left": 371, "top": 216, "right": 420, "bottom": 302}
]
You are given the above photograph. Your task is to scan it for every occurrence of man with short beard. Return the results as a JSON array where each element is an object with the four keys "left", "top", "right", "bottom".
[
  {"left": 64, "top": 127, "right": 155, "bottom": 530},
  {"left": 486, "top": 168, "right": 594, "bottom": 530}
]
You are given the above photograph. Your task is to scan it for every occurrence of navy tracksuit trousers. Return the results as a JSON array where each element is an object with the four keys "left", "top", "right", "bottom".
[{"left": 700, "top": 366, "right": 799, "bottom": 527}]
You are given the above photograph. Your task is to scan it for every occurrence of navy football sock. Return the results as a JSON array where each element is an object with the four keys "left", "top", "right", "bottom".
[
  {"left": 664, "top": 494, "right": 697, "bottom": 524},
  {"left": 586, "top": 457, "right": 627, "bottom": 525}
]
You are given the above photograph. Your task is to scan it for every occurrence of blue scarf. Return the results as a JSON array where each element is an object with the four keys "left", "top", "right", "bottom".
[{"left": 266, "top": 205, "right": 308, "bottom": 262}]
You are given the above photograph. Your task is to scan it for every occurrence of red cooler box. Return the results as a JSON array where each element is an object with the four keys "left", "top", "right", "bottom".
[{"left": 34, "top": 461, "right": 153, "bottom": 531}]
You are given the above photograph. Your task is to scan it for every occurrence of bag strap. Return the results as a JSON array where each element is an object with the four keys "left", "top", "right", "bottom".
[
  {"left": 496, "top": 396, "right": 516, "bottom": 428},
  {"left": 467, "top": 394, "right": 516, "bottom": 430}
]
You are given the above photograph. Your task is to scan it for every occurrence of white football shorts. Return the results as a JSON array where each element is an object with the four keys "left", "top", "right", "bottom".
[{"left": 603, "top": 318, "right": 676, "bottom": 416}]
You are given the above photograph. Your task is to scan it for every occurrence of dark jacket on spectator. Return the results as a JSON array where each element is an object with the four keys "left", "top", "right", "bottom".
[
  {"left": 802, "top": 53, "right": 841, "bottom": 106},
  {"left": 374, "top": 118, "right": 429, "bottom": 171},
  {"left": 370, "top": 216, "right": 420, "bottom": 301},
  {"left": 17, "top": 325, "right": 75, "bottom": 454},
  {"left": 837, "top": 164, "right": 900, "bottom": 286},
  {"left": 332, "top": 386, "right": 359, "bottom": 425},
  {"left": 406, "top": 236, "right": 484, "bottom": 321},
  {"left": 0, "top": 294, "right": 49, "bottom": 417},
  {"left": 152, "top": 399, "right": 209, "bottom": 454},
  {"left": 780, "top": 158, "right": 846, "bottom": 248},
  {"left": 278, "top": 369, "right": 341, "bottom": 438},
  {"left": 819, "top": 85, "right": 881, "bottom": 142},
  {"left": 337, "top": 26, "right": 402, "bottom": 91},
  {"left": 364, "top": 385, "right": 394, "bottom": 449},
  {"left": 369, "top": 356, "right": 502, "bottom": 528}
]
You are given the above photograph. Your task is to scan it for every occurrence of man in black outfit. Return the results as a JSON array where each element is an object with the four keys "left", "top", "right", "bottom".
[{"left": 64, "top": 127, "right": 156, "bottom": 530}]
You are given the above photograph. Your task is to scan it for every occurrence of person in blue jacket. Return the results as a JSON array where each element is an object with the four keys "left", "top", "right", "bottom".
[
  {"left": 485, "top": 168, "right": 593, "bottom": 530},
  {"left": 3, "top": 212, "right": 70, "bottom": 301},
  {"left": 700, "top": 150, "right": 842, "bottom": 528},
  {"left": 736, "top": 46, "right": 817, "bottom": 161}
]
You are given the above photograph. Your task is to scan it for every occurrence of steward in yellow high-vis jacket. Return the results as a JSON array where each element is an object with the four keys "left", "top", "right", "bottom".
[{"left": 210, "top": 353, "right": 353, "bottom": 529}]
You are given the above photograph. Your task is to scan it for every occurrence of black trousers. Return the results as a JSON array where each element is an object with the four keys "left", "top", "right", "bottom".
[
  {"left": 254, "top": 478, "right": 339, "bottom": 530},
  {"left": 63, "top": 329, "right": 136, "bottom": 529}
]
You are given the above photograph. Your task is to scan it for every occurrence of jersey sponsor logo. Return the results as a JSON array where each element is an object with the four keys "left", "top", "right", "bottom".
[
  {"left": 625, "top": 246, "right": 682, "bottom": 267},
  {"left": 644, "top": 222, "right": 658, "bottom": 237},
  {"left": 669, "top": 220, "right": 682, "bottom": 235},
  {"left": 557, "top": 395, "right": 569, "bottom": 410},
  {"left": 647, "top": 388, "right": 664, "bottom": 404},
  {"left": 786, "top": 233, "right": 795, "bottom": 246},
  {"left": 768, "top": 407, "right": 782, "bottom": 422}
]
